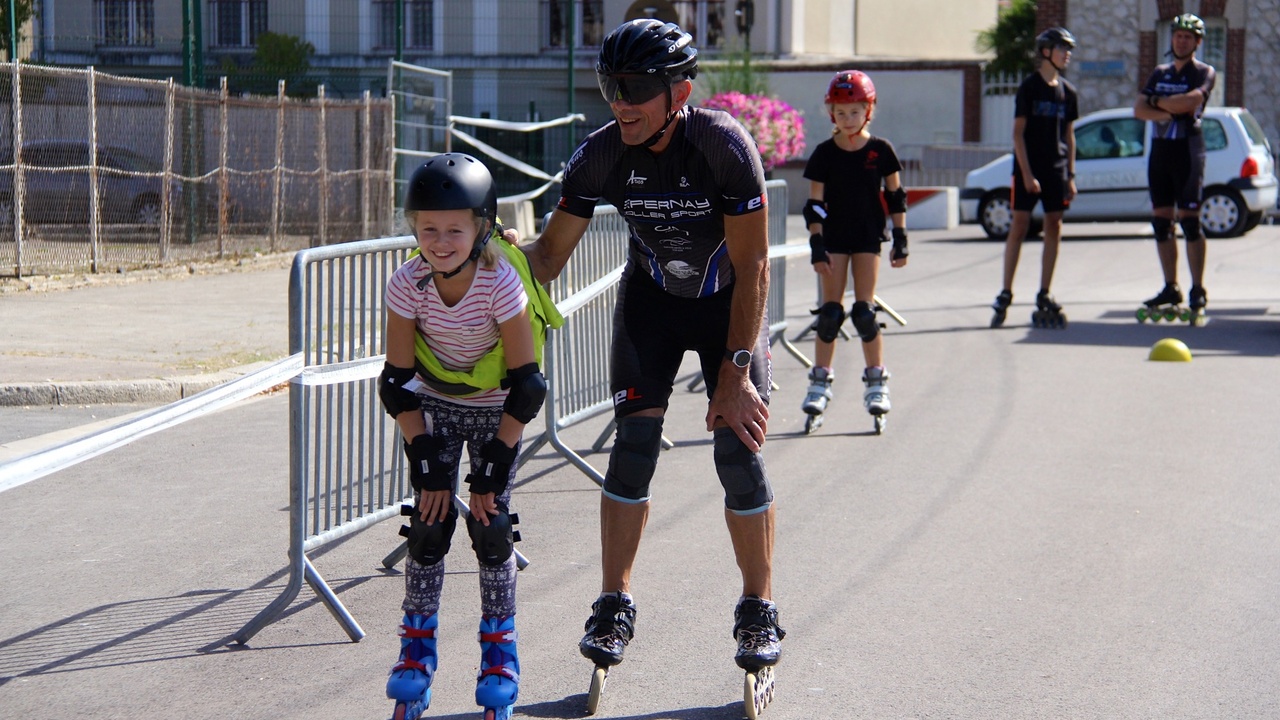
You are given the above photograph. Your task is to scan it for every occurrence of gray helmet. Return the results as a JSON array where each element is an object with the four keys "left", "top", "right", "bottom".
[
  {"left": 404, "top": 153, "right": 497, "bottom": 223},
  {"left": 1035, "top": 27, "right": 1077, "bottom": 53},
  {"left": 1170, "top": 13, "right": 1205, "bottom": 38},
  {"left": 597, "top": 19, "right": 698, "bottom": 83}
]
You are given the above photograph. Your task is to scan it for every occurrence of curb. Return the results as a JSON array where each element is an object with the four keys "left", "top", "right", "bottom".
[{"left": 0, "top": 362, "right": 284, "bottom": 407}]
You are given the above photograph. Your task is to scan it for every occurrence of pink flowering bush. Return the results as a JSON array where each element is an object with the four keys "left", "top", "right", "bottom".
[{"left": 704, "top": 92, "right": 806, "bottom": 171}]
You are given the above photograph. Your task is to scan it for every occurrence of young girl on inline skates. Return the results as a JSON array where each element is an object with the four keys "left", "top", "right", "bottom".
[
  {"left": 801, "top": 70, "right": 909, "bottom": 433},
  {"left": 378, "top": 153, "right": 560, "bottom": 720}
]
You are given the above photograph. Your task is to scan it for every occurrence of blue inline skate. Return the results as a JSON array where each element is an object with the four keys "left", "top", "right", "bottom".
[
  {"left": 387, "top": 613, "right": 437, "bottom": 720},
  {"left": 476, "top": 615, "right": 520, "bottom": 720}
]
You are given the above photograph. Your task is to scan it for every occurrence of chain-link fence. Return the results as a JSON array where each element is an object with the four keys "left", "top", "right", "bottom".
[{"left": 0, "top": 62, "right": 394, "bottom": 278}]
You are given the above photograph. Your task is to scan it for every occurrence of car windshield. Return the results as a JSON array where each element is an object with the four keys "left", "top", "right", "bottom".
[{"left": 104, "top": 148, "right": 162, "bottom": 173}]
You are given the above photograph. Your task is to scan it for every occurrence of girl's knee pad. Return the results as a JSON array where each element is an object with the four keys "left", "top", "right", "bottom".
[
  {"left": 603, "top": 416, "right": 665, "bottom": 503},
  {"left": 712, "top": 427, "right": 773, "bottom": 514}
]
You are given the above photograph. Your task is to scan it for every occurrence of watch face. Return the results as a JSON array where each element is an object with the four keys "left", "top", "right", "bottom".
[{"left": 732, "top": 350, "right": 752, "bottom": 368}]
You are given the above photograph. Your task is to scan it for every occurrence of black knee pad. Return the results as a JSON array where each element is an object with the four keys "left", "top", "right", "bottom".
[
  {"left": 400, "top": 503, "right": 458, "bottom": 567},
  {"left": 850, "top": 301, "right": 879, "bottom": 343},
  {"left": 1179, "top": 216, "right": 1203, "bottom": 242},
  {"left": 466, "top": 500, "right": 520, "bottom": 567},
  {"left": 603, "top": 416, "right": 664, "bottom": 503},
  {"left": 712, "top": 427, "right": 773, "bottom": 514},
  {"left": 1152, "top": 217, "right": 1175, "bottom": 243},
  {"left": 814, "top": 301, "right": 846, "bottom": 343}
]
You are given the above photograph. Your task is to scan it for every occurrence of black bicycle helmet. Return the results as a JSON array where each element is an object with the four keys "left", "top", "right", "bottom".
[
  {"left": 404, "top": 153, "right": 498, "bottom": 281},
  {"left": 1170, "top": 13, "right": 1205, "bottom": 38},
  {"left": 597, "top": 19, "right": 699, "bottom": 83},
  {"left": 1035, "top": 27, "right": 1077, "bottom": 53}
]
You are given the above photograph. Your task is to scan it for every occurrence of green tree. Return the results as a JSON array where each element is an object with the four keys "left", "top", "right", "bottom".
[
  {"left": 0, "top": 0, "right": 35, "bottom": 60},
  {"left": 975, "top": 0, "right": 1038, "bottom": 77},
  {"left": 223, "top": 32, "right": 316, "bottom": 97}
]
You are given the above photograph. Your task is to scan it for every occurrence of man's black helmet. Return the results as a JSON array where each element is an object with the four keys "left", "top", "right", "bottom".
[
  {"left": 1170, "top": 13, "right": 1205, "bottom": 38},
  {"left": 404, "top": 153, "right": 497, "bottom": 223},
  {"left": 597, "top": 19, "right": 699, "bottom": 83},
  {"left": 1035, "top": 27, "right": 1076, "bottom": 53}
]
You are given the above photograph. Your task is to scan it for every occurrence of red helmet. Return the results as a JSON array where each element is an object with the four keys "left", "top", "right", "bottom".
[{"left": 825, "top": 70, "right": 876, "bottom": 107}]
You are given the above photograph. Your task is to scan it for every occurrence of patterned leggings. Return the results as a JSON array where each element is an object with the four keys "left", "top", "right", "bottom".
[{"left": 401, "top": 397, "right": 519, "bottom": 618}]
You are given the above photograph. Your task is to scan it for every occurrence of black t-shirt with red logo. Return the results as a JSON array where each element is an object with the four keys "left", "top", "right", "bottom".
[
  {"left": 557, "top": 106, "right": 768, "bottom": 299},
  {"left": 803, "top": 136, "right": 902, "bottom": 241}
]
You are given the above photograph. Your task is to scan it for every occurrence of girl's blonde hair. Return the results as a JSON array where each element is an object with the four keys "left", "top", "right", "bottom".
[{"left": 405, "top": 210, "right": 500, "bottom": 268}]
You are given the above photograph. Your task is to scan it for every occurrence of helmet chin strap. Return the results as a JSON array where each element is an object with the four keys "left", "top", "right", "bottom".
[
  {"left": 640, "top": 91, "right": 682, "bottom": 149},
  {"left": 415, "top": 226, "right": 492, "bottom": 289}
]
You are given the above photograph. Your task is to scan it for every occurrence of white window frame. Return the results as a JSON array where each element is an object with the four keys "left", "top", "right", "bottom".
[
  {"left": 96, "top": 0, "right": 155, "bottom": 47},
  {"left": 210, "top": 0, "right": 269, "bottom": 49}
]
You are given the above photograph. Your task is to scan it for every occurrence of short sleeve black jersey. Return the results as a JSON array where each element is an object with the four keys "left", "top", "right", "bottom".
[
  {"left": 1142, "top": 59, "right": 1216, "bottom": 140},
  {"left": 802, "top": 135, "right": 902, "bottom": 239},
  {"left": 1014, "top": 72, "right": 1079, "bottom": 173},
  {"left": 556, "top": 106, "right": 768, "bottom": 299}
]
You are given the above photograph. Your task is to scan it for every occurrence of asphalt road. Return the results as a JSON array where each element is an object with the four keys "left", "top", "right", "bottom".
[{"left": 2, "top": 219, "right": 1279, "bottom": 719}]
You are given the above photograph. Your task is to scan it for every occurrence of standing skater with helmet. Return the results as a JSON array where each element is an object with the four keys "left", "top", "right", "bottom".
[
  {"left": 801, "top": 69, "right": 908, "bottom": 435},
  {"left": 989, "top": 27, "right": 1079, "bottom": 330},
  {"left": 1133, "top": 13, "right": 1216, "bottom": 326},
  {"left": 513, "top": 18, "right": 783, "bottom": 717},
  {"left": 378, "top": 153, "right": 560, "bottom": 720}
]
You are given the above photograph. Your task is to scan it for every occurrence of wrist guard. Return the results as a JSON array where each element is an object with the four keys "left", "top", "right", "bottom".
[
  {"left": 465, "top": 438, "right": 518, "bottom": 496},
  {"left": 378, "top": 362, "right": 421, "bottom": 418},
  {"left": 809, "top": 233, "right": 829, "bottom": 265},
  {"left": 404, "top": 433, "right": 454, "bottom": 492},
  {"left": 890, "top": 227, "right": 908, "bottom": 261}
]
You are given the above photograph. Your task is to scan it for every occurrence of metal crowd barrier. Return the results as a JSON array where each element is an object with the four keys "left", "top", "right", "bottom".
[{"left": 235, "top": 180, "right": 804, "bottom": 642}]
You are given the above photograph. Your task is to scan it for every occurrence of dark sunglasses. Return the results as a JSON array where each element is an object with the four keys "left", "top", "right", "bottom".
[{"left": 597, "top": 73, "right": 669, "bottom": 105}]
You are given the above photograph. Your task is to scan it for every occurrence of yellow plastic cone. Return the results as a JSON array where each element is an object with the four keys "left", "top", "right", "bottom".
[{"left": 1149, "top": 338, "right": 1192, "bottom": 362}]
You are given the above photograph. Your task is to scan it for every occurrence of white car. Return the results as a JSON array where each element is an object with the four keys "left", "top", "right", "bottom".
[{"left": 960, "top": 106, "right": 1278, "bottom": 239}]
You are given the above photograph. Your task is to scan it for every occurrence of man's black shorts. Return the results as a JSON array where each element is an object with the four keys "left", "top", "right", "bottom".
[
  {"left": 609, "top": 268, "right": 771, "bottom": 417},
  {"left": 1148, "top": 137, "right": 1206, "bottom": 210}
]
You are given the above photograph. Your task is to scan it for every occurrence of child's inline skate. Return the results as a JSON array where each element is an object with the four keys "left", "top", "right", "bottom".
[
  {"left": 1186, "top": 285, "right": 1210, "bottom": 326},
  {"left": 579, "top": 591, "right": 636, "bottom": 715},
  {"left": 800, "top": 367, "right": 833, "bottom": 434},
  {"left": 387, "top": 612, "right": 437, "bottom": 720},
  {"left": 1136, "top": 282, "right": 1184, "bottom": 323},
  {"left": 733, "top": 595, "right": 786, "bottom": 719},
  {"left": 990, "top": 289, "right": 1013, "bottom": 328},
  {"left": 862, "top": 366, "right": 891, "bottom": 435},
  {"left": 476, "top": 615, "right": 520, "bottom": 720},
  {"left": 1031, "top": 289, "right": 1067, "bottom": 329}
]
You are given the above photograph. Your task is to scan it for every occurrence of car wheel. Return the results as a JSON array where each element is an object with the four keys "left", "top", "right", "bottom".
[
  {"left": 1243, "top": 210, "right": 1263, "bottom": 233},
  {"left": 978, "top": 190, "right": 1013, "bottom": 239},
  {"left": 133, "top": 195, "right": 163, "bottom": 226},
  {"left": 1199, "top": 187, "right": 1247, "bottom": 238}
]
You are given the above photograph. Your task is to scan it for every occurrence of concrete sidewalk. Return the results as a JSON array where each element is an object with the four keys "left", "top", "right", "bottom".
[{"left": 0, "top": 254, "right": 294, "bottom": 406}]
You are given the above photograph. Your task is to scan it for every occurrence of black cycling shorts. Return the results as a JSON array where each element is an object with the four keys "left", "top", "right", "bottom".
[
  {"left": 1011, "top": 164, "right": 1070, "bottom": 213},
  {"left": 1148, "top": 137, "right": 1205, "bottom": 211},
  {"left": 610, "top": 268, "right": 771, "bottom": 417},
  {"left": 822, "top": 226, "right": 886, "bottom": 255}
]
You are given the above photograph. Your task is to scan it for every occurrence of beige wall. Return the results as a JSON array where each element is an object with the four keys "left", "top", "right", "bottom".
[{"left": 855, "top": 0, "right": 996, "bottom": 60}]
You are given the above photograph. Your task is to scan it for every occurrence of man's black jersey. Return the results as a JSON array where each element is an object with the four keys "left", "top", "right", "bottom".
[
  {"left": 803, "top": 135, "right": 902, "bottom": 241},
  {"left": 557, "top": 106, "right": 768, "bottom": 299},
  {"left": 1142, "top": 59, "right": 1216, "bottom": 140}
]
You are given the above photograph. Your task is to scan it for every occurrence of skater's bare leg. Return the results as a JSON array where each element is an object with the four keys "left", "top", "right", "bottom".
[
  {"left": 726, "top": 506, "right": 775, "bottom": 600},
  {"left": 1154, "top": 207, "right": 1179, "bottom": 285},
  {"left": 813, "top": 254, "right": 850, "bottom": 368},
  {"left": 1039, "top": 211, "right": 1063, "bottom": 291},
  {"left": 1002, "top": 210, "right": 1033, "bottom": 291},
  {"left": 851, "top": 253, "right": 883, "bottom": 368},
  {"left": 600, "top": 495, "right": 648, "bottom": 593}
]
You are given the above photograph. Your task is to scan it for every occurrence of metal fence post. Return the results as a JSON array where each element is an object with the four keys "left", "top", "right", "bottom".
[
  {"left": 318, "top": 84, "right": 328, "bottom": 247},
  {"left": 161, "top": 78, "right": 175, "bottom": 261},
  {"left": 272, "top": 80, "right": 285, "bottom": 252},
  {"left": 87, "top": 66, "right": 101, "bottom": 272}
]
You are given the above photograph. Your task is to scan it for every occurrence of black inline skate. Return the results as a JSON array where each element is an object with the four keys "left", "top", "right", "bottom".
[
  {"left": 1186, "top": 285, "right": 1210, "bottom": 327},
  {"left": 1136, "top": 282, "right": 1184, "bottom": 323},
  {"left": 579, "top": 592, "right": 636, "bottom": 715},
  {"left": 1031, "top": 289, "right": 1067, "bottom": 329},
  {"left": 990, "top": 289, "right": 1013, "bottom": 328},
  {"left": 734, "top": 596, "right": 786, "bottom": 719}
]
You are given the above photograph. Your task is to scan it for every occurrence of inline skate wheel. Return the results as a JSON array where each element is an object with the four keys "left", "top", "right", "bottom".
[
  {"left": 1136, "top": 307, "right": 1149, "bottom": 323},
  {"left": 586, "top": 665, "right": 608, "bottom": 715},
  {"left": 744, "top": 666, "right": 776, "bottom": 720},
  {"left": 1163, "top": 307, "right": 1178, "bottom": 322},
  {"left": 804, "top": 413, "right": 824, "bottom": 434},
  {"left": 874, "top": 415, "right": 886, "bottom": 435}
]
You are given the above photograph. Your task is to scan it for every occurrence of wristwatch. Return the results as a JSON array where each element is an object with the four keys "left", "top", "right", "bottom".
[{"left": 725, "top": 349, "right": 752, "bottom": 368}]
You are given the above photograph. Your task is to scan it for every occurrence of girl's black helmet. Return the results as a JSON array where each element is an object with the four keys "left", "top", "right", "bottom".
[
  {"left": 596, "top": 19, "right": 699, "bottom": 83},
  {"left": 404, "top": 153, "right": 497, "bottom": 222}
]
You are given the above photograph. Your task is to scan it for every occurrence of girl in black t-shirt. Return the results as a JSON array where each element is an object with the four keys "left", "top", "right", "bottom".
[{"left": 801, "top": 70, "right": 909, "bottom": 431}]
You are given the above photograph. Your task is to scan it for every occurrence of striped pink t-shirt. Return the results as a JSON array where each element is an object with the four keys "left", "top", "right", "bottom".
[{"left": 386, "top": 254, "right": 529, "bottom": 407}]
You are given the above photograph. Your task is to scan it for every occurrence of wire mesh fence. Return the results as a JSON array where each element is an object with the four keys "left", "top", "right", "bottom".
[{"left": 0, "top": 62, "right": 394, "bottom": 278}]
